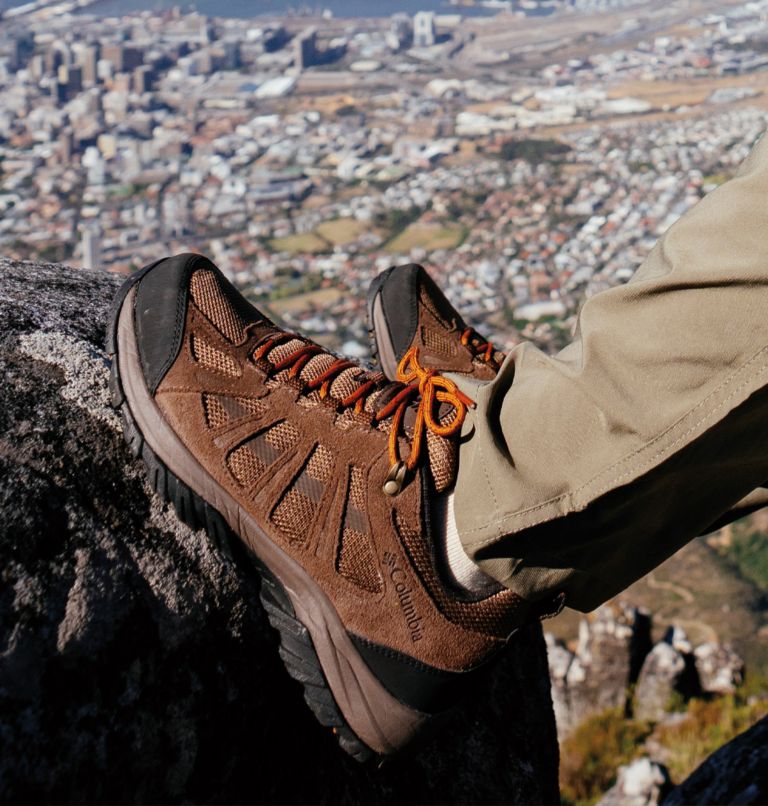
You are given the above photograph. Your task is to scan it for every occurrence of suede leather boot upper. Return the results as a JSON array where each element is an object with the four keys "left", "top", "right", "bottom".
[
  {"left": 367, "top": 263, "right": 506, "bottom": 383},
  {"left": 108, "top": 253, "right": 548, "bottom": 760}
]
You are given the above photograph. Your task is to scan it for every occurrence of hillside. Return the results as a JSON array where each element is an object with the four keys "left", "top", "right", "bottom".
[{"left": 547, "top": 525, "right": 768, "bottom": 674}]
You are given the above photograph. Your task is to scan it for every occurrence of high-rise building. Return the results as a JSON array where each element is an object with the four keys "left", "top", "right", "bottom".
[
  {"left": 133, "top": 65, "right": 153, "bottom": 93},
  {"left": 413, "top": 11, "right": 436, "bottom": 48},
  {"left": 101, "top": 43, "right": 124, "bottom": 72},
  {"left": 64, "top": 64, "right": 83, "bottom": 92},
  {"left": 387, "top": 13, "right": 413, "bottom": 51},
  {"left": 223, "top": 41, "right": 241, "bottom": 70},
  {"left": 81, "top": 225, "right": 102, "bottom": 270},
  {"left": 46, "top": 42, "right": 71, "bottom": 76},
  {"left": 56, "top": 64, "right": 83, "bottom": 102},
  {"left": 80, "top": 44, "right": 101, "bottom": 85},
  {"left": 199, "top": 17, "right": 215, "bottom": 45},
  {"left": 102, "top": 43, "right": 143, "bottom": 73},
  {"left": 96, "top": 58, "right": 114, "bottom": 83},
  {"left": 59, "top": 126, "right": 74, "bottom": 164},
  {"left": 294, "top": 27, "right": 317, "bottom": 72},
  {"left": 11, "top": 34, "right": 34, "bottom": 72},
  {"left": 122, "top": 47, "right": 144, "bottom": 71},
  {"left": 28, "top": 54, "right": 45, "bottom": 80},
  {"left": 264, "top": 25, "right": 289, "bottom": 53}
]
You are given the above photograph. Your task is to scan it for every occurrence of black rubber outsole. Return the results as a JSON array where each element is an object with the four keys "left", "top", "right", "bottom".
[{"left": 107, "top": 273, "right": 374, "bottom": 763}]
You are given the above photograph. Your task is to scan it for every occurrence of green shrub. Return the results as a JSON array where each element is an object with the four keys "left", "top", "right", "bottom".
[
  {"left": 654, "top": 694, "right": 768, "bottom": 781},
  {"left": 560, "top": 708, "right": 651, "bottom": 806},
  {"left": 720, "top": 528, "right": 768, "bottom": 589},
  {"left": 499, "top": 137, "right": 571, "bottom": 163}
]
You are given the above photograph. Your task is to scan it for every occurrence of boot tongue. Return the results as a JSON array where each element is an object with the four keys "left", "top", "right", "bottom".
[
  {"left": 379, "top": 390, "right": 459, "bottom": 494},
  {"left": 363, "top": 382, "right": 402, "bottom": 414},
  {"left": 263, "top": 337, "right": 458, "bottom": 492},
  {"left": 424, "top": 407, "right": 459, "bottom": 493}
]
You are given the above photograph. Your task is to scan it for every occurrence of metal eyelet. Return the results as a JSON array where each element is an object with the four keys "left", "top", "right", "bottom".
[{"left": 382, "top": 461, "right": 406, "bottom": 496}]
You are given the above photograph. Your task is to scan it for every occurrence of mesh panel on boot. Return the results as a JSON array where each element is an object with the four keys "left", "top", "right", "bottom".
[
  {"left": 228, "top": 442, "right": 267, "bottom": 487},
  {"left": 227, "top": 420, "right": 300, "bottom": 487},
  {"left": 190, "top": 269, "right": 248, "bottom": 343},
  {"left": 426, "top": 409, "right": 458, "bottom": 494},
  {"left": 300, "top": 353, "right": 337, "bottom": 382},
  {"left": 204, "top": 394, "right": 230, "bottom": 429},
  {"left": 336, "top": 467, "right": 383, "bottom": 593},
  {"left": 264, "top": 420, "right": 301, "bottom": 454},
  {"left": 394, "top": 512, "right": 522, "bottom": 638},
  {"left": 203, "top": 393, "right": 266, "bottom": 429},
  {"left": 329, "top": 367, "right": 366, "bottom": 400},
  {"left": 192, "top": 335, "right": 241, "bottom": 377},
  {"left": 421, "top": 326, "right": 458, "bottom": 357},
  {"left": 264, "top": 343, "right": 371, "bottom": 403},
  {"left": 271, "top": 444, "right": 334, "bottom": 543},
  {"left": 266, "top": 339, "right": 305, "bottom": 365},
  {"left": 255, "top": 334, "right": 458, "bottom": 491}
]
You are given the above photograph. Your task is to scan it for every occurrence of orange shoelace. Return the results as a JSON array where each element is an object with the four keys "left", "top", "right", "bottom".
[
  {"left": 460, "top": 327, "right": 497, "bottom": 364},
  {"left": 392, "top": 347, "right": 473, "bottom": 471},
  {"left": 253, "top": 335, "right": 472, "bottom": 491}
]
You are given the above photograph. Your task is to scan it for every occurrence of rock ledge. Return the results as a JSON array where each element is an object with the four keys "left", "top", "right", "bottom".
[{"left": 0, "top": 259, "right": 559, "bottom": 804}]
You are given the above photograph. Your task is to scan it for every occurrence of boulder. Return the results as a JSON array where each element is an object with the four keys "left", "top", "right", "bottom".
[
  {"left": 0, "top": 259, "right": 559, "bottom": 804},
  {"left": 663, "top": 625, "right": 692, "bottom": 656},
  {"left": 693, "top": 642, "right": 744, "bottom": 695},
  {"left": 633, "top": 643, "right": 686, "bottom": 722},
  {"left": 546, "top": 603, "right": 650, "bottom": 739},
  {"left": 598, "top": 757, "right": 672, "bottom": 806}
]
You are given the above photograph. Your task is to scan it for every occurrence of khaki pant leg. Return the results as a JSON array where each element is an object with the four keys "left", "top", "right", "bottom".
[
  {"left": 453, "top": 131, "right": 768, "bottom": 612},
  {"left": 703, "top": 487, "right": 768, "bottom": 533}
]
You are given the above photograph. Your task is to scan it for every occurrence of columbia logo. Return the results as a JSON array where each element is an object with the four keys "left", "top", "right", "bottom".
[{"left": 383, "top": 552, "right": 423, "bottom": 643}]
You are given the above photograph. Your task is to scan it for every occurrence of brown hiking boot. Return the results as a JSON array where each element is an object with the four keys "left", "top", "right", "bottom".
[
  {"left": 367, "top": 263, "right": 505, "bottom": 383},
  {"left": 107, "top": 254, "right": 544, "bottom": 760}
]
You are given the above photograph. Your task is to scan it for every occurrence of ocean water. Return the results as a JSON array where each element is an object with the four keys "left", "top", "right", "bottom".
[{"left": 67, "top": 0, "right": 503, "bottom": 18}]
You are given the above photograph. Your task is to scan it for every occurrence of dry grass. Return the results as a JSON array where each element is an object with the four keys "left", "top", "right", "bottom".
[
  {"left": 285, "top": 92, "right": 359, "bottom": 116},
  {"left": 315, "top": 218, "right": 369, "bottom": 245},
  {"left": 560, "top": 691, "right": 768, "bottom": 805},
  {"left": 653, "top": 694, "right": 768, "bottom": 782},
  {"left": 560, "top": 708, "right": 652, "bottom": 806},
  {"left": 387, "top": 223, "right": 466, "bottom": 253},
  {"left": 269, "top": 232, "right": 329, "bottom": 254},
  {"left": 301, "top": 194, "right": 332, "bottom": 210},
  {"left": 607, "top": 74, "right": 768, "bottom": 109},
  {"left": 267, "top": 287, "right": 344, "bottom": 316}
]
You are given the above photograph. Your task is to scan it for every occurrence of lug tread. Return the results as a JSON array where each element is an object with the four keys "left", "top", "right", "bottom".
[
  {"left": 303, "top": 684, "right": 343, "bottom": 726},
  {"left": 279, "top": 647, "right": 326, "bottom": 686}
]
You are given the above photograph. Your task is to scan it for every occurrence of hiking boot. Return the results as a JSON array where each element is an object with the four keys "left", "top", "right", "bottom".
[
  {"left": 107, "top": 253, "right": 545, "bottom": 760},
  {"left": 367, "top": 263, "right": 505, "bottom": 383}
]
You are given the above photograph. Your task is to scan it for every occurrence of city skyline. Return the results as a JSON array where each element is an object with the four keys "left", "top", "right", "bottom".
[{"left": 0, "top": 0, "right": 766, "bottom": 361}]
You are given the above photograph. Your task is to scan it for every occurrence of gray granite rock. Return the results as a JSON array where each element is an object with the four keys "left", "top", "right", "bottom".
[
  {"left": 546, "top": 603, "right": 652, "bottom": 740},
  {"left": 598, "top": 758, "right": 672, "bottom": 806},
  {"left": 634, "top": 643, "right": 686, "bottom": 722},
  {"left": 0, "top": 259, "right": 560, "bottom": 804},
  {"left": 694, "top": 642, "right": 744, "bottom": 695}
]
